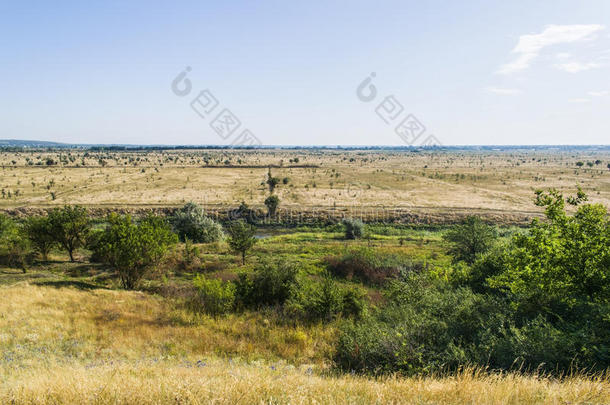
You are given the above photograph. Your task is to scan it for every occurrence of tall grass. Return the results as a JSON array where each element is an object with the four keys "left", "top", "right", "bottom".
[
  {"left": 1, "top": 283, "right": 608, "bottom": 404},
  {"left": 1, "top": 360, "right": 608, "bottom": 404}
]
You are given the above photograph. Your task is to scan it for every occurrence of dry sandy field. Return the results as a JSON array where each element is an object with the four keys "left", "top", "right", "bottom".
[{"left": 1, "top": 147, "right": 608, "bottom": 223}]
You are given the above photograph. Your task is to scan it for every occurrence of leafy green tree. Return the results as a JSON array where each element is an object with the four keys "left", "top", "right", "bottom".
[
  {"left": 47, "top": 205, "right": 91, "bottom": 262},
  {"left": 227, "top": 220, "right": 257, "bottom": 265},
  {"left": 96, "top": 214, "right": 177, "bottom": 289},
  {"left": 23, "top": 216, "right": 56, "bottom": 260},
  {"left": 171, "top": 202, "right": 224, "bottom": 243},
  {"left": 443, "top": 216, "right": 497, "bottom": 264},
  {"left": 264, "top": 195, "right": 280, "bottom": 217},
  {"left": 490, "top": 188, "right": 610, "bottom": 309}
]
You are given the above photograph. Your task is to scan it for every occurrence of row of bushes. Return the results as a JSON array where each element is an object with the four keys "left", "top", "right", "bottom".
[
  {"left": 190, "top": 259, "right": 368, "bottom": 322},
  {"left": 0, "top": 204, "right": 248, "bottom": 290},
  {"left": 0, "top": 203, "right": 227, "bottom": 265},
  {"left": 1, "top": 202, "right": 365, "bottom": 269}
]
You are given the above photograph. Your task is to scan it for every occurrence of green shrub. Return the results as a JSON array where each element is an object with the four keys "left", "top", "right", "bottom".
[
  {"left": 343, "top": 218, "right": 364, "bottom": 239},
  {"left": 264, "top": 195, "right": 280, "bottom": 217},
  {"left": 443, "top": 216, "right": 497, "bottom": 264},
  {"left": 490, "top": 189, "right": 610, "bottom": 311},
  {"left": 86, "top": 229, "right": 105, "bottom": 263},
  {"left": 227, "top": 220, "right": 257, "bottom": 264},
  {"left": 95, "top": 214, "right": 177, "bottom": 289},
  {"left": 0, "top": 214, "right": 33, "bottom": 270},
  {"left": 234, "top": 260, "right": 298, "bottom": 308},
  {"left": 335, "top": 274, "right": 509, "bottom": 375},
  {"left": 180, "top": 238, "right": 201, "bottom": 270},
  {"left": 341, "top": 285, "right": 368, "bottom": 319},
  {"left": 285, "top": 275, "right": 367, "bottom": 322},
  {"left": 172, "top": 202, "right": 224, "bottom": 243},
  {"left": 325, "top": 248, "right": 414, "bottom": 285},
  {"left": 192, "top": 275, "right": 236, "bottom": 316},
  {"left": 451, "top": 246, "right": 508, "bottom": 293}
]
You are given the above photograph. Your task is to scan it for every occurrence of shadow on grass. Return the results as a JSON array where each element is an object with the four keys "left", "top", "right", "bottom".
[{"left": 34, "top": 280, "right": 108, "bottom": 290}]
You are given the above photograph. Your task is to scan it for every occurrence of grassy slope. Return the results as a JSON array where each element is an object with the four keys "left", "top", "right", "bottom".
[
  {"left": 1, "top": 230, "right": 609, "bottom": 403},
  {"left": 1, "top": 284, "right": 608, "bottom": 404}
]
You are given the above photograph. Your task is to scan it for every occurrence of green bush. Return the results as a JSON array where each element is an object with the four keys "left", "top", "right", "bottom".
[
  {"left": 336, "top": 190, "right": 610, "bottom": 376},
  {"left": 335, "top": 275, "right": 508, "bottom": 375},
  {"left": 343, "top": 218, "right": 364, "bottom": 239},
  {"left": 264, "top": 195, "right": 280, "bottom": 217},
  {"left": 172, "top": 202, "right": 225, "bottom": 243},
  {"left": 451, "top": 246, "right": 508, "bottom": 293},
  {"left": 180, "top": 238, "right": 201, "bottom": 270},
  {"left": 227, "top": 220, "right": 257, "bottom": 265},
  {"left": 325, "top": 248, "right": 415, "bottom": 285},
  {"left": 234, "top": 260, "right": 298, "bottom": 308},
  {"left": 490, "top": 189, "right": 610, "bottom": 312},
  {"left": 285, "top": 275, "right": 367, "bottom": 322},
  {"left": 0, "top": 214, "right": 33, "bottom": 270},
  {"left": 341, "top": 284, "right": 368, "bottom": 319},
  {"left": 95, "top": 214, "right": 177, "bottom": 289},
  {"left": 443, "top": 216, "right": 497, "bottom": 264},
  {"left": 192, "top": 275, "right": 236, "bottom": 317}
]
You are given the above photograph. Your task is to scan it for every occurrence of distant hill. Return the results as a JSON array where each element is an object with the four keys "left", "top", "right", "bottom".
[
  {"left": 0, "top": 139, "right": 72, "bottom": 148},
  {"left": 0, "top": 139, "right": 608, "bottom": 151}
]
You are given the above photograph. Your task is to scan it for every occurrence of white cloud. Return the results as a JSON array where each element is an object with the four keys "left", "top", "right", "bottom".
[
  {"left": 588, "top": 90, "right": 609, "bottom": 97},
  {"left": 485, "top": 87, "right": 522, "bottom": 95},
  {"left": 555, "top": 52, "right": 571, "bottom": 59},
  {"left": 569, "top": 98, "right": 590, "bottom": 103},
  {"left": 498, "top": 24, "right": 605, "bottom": 74},
  {"left": 554, "top": 61, "right": 601, "bottom": 73}
]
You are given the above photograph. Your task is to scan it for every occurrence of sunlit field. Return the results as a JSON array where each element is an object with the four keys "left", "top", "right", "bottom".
[{"left": 1, "top": 149, "right": 609, "bottom": 222}]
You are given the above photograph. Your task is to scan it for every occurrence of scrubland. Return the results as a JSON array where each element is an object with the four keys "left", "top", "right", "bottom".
[
  {"left": 1, "top": 148, "right": 608, "bottom": 215},
  {"left": 1, "top": 148, "right": 609, "bottom": 404}
]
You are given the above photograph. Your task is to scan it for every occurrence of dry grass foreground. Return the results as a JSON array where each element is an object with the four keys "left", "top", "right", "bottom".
[
  {"left": 3, "top": 362, "right": 609, "bottom": 405},
  {"left": 1, "top": 284, "right": 608, "bottom": 404}
]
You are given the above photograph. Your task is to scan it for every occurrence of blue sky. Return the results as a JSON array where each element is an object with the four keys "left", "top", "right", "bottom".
[{"left": 1, "top": 0, "right": 609, "bottom": 146}]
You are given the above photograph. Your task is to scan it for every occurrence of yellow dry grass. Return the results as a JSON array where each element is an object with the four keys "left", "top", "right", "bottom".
[
  {"left": 1, "top": 149, "right": 609, "bottom": 213},
  {"left": 1, "top": 283, "right": 609, "bottom": 404},
  {"left": 2, "top": 361, "right": 609, "bottom": 404},
  {"left": 0, "top": 284, "right": 334, "bottom": 365}
]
